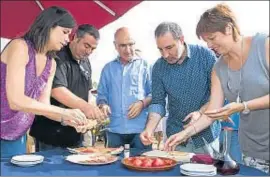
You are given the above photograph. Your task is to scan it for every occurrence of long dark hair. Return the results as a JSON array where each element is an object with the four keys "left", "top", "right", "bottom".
[{"left": 24, "top": 6, "right": 76, "bottom": 55}]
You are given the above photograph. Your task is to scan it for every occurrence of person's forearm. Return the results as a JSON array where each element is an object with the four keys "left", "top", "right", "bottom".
[
  {"left": 199, "top": 101, "right": 210, "bottom": 113},
  {"left": 231, "top": 94, "right": 270, "bottom": 115},
  {"left": 52, "top": 87, "right": 91, "bottom": 111},
  {"left": 145, "top": 112, "right": 162, "bottom": 132},
  {"left": 246, "top": 94, "right": 269, "bottom": 111},
  {"left": 10, "top": 95, "right": 65, "bottom": 122},
  {"left": 142, "top": 96, "right": 152, "bottom": 107},
  {"left": 184, "top": 114, "right": 214, "bottom": 137}
]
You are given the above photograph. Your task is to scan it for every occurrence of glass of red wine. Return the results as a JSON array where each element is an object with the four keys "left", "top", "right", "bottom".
[{"left": 213, "top": 127, "right": 240, "bottom": 175}]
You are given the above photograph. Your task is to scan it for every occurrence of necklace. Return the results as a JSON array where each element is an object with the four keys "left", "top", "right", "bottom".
[{"left": 226, "top": 36, "right": 244, "bottom": 103}]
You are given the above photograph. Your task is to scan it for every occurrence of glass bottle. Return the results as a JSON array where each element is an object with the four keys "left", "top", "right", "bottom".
[
  {"left": 214, "top": 128, "right": 240, "bottom": 175},
  {"left": 124, "top": 144, "right": 130, "bottom": 158}
]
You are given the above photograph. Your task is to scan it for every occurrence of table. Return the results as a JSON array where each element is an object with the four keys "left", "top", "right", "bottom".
[{"left": 1, "top": 148, "right": 268, "bottom": 176}]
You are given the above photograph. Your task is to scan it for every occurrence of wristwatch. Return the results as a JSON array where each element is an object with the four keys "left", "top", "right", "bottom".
[{"left": 242, "top": 101, "right": 250, "bottom": 114}]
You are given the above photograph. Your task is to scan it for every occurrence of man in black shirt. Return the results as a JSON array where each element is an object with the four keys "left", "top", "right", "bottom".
[{"left": 30, "top": 24, "right": 104, "bottom": 150}]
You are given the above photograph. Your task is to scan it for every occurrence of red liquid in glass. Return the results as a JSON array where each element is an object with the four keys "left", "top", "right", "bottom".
[
  {"left": 214, "top": 159, "right": 240, "bottom": 175},
  {"left": 212, "top": 128, "right": 240, "bottom": 175}
]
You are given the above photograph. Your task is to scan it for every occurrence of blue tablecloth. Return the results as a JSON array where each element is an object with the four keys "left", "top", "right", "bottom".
[{"left": 1, "top": 148, "right": 268, "bottom": 176}]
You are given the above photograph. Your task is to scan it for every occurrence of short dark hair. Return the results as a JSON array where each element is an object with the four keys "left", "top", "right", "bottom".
[
  {"left": 76, "top": 24, "right": 100, "bottom": 40},
  {"left": 155, "top": 22, "right": 183, "bottom": 40},
  {"left": 196, "top": 3, "right": 241, "bottom": 41},
  {"left": 24, "top": 6, "right": 76, "bottom": 54}
]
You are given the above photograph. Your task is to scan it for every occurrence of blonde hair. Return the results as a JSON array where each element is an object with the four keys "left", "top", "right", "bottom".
[{"left": 196, "top": 3, "right": 241, "bottom": 41}]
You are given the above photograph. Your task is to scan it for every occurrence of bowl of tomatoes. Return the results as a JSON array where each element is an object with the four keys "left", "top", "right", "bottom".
[{"left": 122, "top": 156, "right": 177, "bottom": 171}]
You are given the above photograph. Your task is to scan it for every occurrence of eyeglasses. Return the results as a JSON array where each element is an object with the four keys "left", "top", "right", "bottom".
[{"left": 79, "top": 64, "right": 90, "bottom": 81}]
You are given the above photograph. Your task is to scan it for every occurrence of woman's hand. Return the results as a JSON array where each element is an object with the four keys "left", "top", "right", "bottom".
[
  {"left": 204, "top": 102, "right": 244, "bottom": 120},
  {"left": 183, "top": 111, "right": 202, "bottom": 129}
]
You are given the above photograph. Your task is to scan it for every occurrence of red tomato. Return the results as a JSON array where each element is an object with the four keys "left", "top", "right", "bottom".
[
  {"left": 132, "top": 159, "right": 143, "bottom": 166},
  {"left": 152, "top": 158, "right": 165, "bottom": 167},
  {"left": 141, "top": 159, "right": 153, "bottom": 167},
  {"left": 126, "top": 157, "right": 134, "bottom": 163}
]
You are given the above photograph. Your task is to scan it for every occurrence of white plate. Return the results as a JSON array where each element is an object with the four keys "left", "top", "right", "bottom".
[
  {"left": 142, "top": 150, "right": 194, "bottom": 162},
  {"left": 180, "top": 169, "right": 216, "bottom": 176},
  {"left": 11, "top": 159, "right": 43, "bottom": 167},
  {"left": 180, "top": 163, "right": 216, "bottom": 173},
  {"left": 67, "top": 146, "right": 123, "bottom": 155},
  {"left": 11, "top": 155, "right": 44, "bottom": 162},
  {"left": 110, "top": 146, "right": 124, "bottom": 155},
  {"left": 66, "top": 154, "right": 118, "bottom": 165},
  {"left": 67, "top": 148, "right": 80, "bottom": 154},
  {"left": 11, "top": 162, "right": 38, "bottom": 167},
  {"left": 11, "top": 160, "right": 43, "bottom": 165},
  {"left": 11, "top": 159, "right": 43, "bottom": 163}
]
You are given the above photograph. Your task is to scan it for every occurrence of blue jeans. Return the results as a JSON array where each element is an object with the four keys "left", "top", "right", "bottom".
[
  {"left": 106, "top": 131, "right": 152, "bottom": 150},
  {"left": 220, "top": 130, "right": 242, "bottom": 164},
  {"left": 1, "top": 135, "right": 26, "bottom": 158}
]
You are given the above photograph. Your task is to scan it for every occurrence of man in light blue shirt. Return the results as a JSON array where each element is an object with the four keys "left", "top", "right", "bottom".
[{"left": 97, "top": 27, "right": 152, "bottom": 149}]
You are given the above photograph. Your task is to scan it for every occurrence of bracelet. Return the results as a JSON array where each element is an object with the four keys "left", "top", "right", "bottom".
[
  {"left": 192, "top": 124, "right": 197, "bottom": 135},
  {"left": 139, "top": 100, "right": 145, "bottom": 108}
]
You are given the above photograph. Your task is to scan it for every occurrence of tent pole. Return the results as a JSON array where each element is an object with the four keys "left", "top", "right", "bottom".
[
  {"left": 35, "top": 0, "right": 44, "bottom": 11},
  {"left": 93, "top": 1, "right": 116, "bottom": 16}
]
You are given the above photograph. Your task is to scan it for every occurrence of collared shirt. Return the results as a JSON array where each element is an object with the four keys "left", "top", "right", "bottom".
[
  {"left": 97, "top": 57, "right": 152, "bottom": 134},
  {"left": 30, "top": 44, "right": 92, "bottom": 147},
  {"left": 149, "top": 44, "right": 221, "bottom": 148},
  {"left": 52, "top": 44, "right": 92, "bottom": 102}
]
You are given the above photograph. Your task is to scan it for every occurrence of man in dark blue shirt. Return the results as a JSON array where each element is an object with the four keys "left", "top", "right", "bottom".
[{"left": 140, "top": 22, "right": 221, "bottom": 154}]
